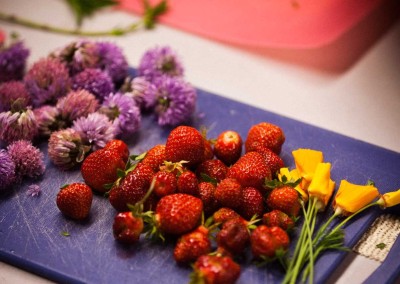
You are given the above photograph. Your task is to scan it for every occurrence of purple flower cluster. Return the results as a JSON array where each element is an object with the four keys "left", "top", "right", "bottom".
[{"left": 0, "top": 40, "right": 30, "bottom": 83}]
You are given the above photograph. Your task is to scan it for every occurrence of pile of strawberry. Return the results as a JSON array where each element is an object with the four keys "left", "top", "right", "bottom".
[{"left": 56, "top": 122, "right": 302, "bottom": 283}]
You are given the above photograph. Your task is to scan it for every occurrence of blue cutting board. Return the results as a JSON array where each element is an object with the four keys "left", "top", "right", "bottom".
[{"left": 1, "top": 72, "right": 400, "bottom": 284}]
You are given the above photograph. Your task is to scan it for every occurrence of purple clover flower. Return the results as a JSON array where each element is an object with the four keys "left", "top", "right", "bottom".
[
  {"left": 146, "top": 76, "right": 197, "bottom": 126},
  {"left": 33, "top": 105, "right": 61, "bottom": 137},
  {"left": 24, "top": 57, "right": 70, "bottom": 107},
  {"left": 121, "top": 76, "right": 157, "bottom": 109},
  {"left": 72, "top": 68, "right": 114, "bottom": 102},
  {"left": 99, "top": 93, "right": 141, "bottom": 137},
  {"left": 72, "top": 112, "right": 116, "bottom": 151},
  {"left": 0, "top": 41, "right": 30, "bottom": 83},
  {"left": 138, "top": 46, "right": 184, "bottom": 82},
  {"left": 27, "top": 184, "right": 41, "bottom": 197},
  {"left": 7, "top": 140, "right": 45, "bottom": 181},
  {"left": 0, "top": 81, "right": 31, "bottom": 112},
  {"left": 56, "top": 89, "right": 99, "bottom": 123},
  {"left": 0, "top": 108, "right": 38, "bottom": 144},
  {"left": 48, "top": 128, "right": 89, "bottom": 170},
  {"left": 96, "top": 41, "right": 128, "bottom": 86},
  {"left": 0, "top": 149, "right": 16, "bottom": 192}
]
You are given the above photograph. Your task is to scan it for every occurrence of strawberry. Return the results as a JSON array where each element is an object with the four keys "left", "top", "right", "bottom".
[
  {"left": 81, "top": 148, "right": 126, "bottom": 193},
  {"left": 265, "top": 185, "right": 301, "bottom": 217},
  {"left": 240, "top": 187, "right": 264, "bottom": 220},
  {"left": 250, "top": 225, "right": 290, "bottom": 259},
  {"left": 213, "top": 130, "right": 242, "bottom": 166},
  {"left": 214, "top": 178, "right": 242, "bottom": 211},
  {"left": 56, "top": 183, "right": 93, "bottom": 220},
  {"left": 153, "top": 170, "right": 177, "bottom": 198},
  {"left": 196, "top": 159, "right": 228, "bottom": 183},
  {"left": 165, "top": 126, "right": 205, "bottom": 169},
  {"left": 177, "top": 170, "right": 199, "bottom": 196},
  {"left": 227, "top": 151, "right": 271, "bottom": 191},
  {"left": 262, "top": 210, "right": 295, "bottom": 231},
  {"left": 190, "top": 254, "right": 241, "bottom": 284},
  {"left": 173, "top": 225, "right": 212, "bottom": 264},
  {"left": 108, "top": 163, "right": 155, "bottom": 212},
  {"left": 216, "top": 217, "right": 250, "bottom": 256},
  {"left": 212, "top": 207, "right": 241, "bottom": 224},
  {"left": 250, "top": 145, "right": 285, "bottom": 178},
  {"left": 152, "top": 193, "right": 203, "bottom": 236},
  {"left": 245, "top": 122, "right": 285, "bottom": 154},
  {"left": 105, "top": 139, "right": 130, "bottom": 163},
  {"left": 112, "top": 211, "right": 144, "bottom": 244},
  {"left": 141, "top": 144, "right": 166, "bottom": 172},
  {"left": 198, "top": 182, "right": 218, "bottom": 216}
]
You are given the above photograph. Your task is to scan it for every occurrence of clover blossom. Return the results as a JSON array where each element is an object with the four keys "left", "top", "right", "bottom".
[
  {"left": 121, "top": 76, "right": 157, "bottom": 109},
  {"left": 71, "top": 68, "right": 114, "bottom": 101},
  {"left": 0, "top": 81, "right": 31, "bottom": 112},
  {"left": 0, "top": 149, "right": 16, "bottom": 191},
  {"left": 56, "top": 89, "right": 99, "bottom": 123},
  {"left": 96, "top": 41, "right": 129, "bottom": 85},
  {"left": 0, "top": 108, "right": 38, "bottom": 144},
  {"left": 0, "top": 40, "right": 30, "bottom": 83},
  {"left": 27, "top": 184, "right": 41, "bottom": 197},
  {"left": 34, "top": 105, "right": 61, "bottom": 137}
]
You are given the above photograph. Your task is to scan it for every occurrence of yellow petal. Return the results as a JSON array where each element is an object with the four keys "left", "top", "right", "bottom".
[
  {"left": 292, "top": 149, "right": 324, "bottom": 183},
  {"left": 334, "top": 180, "right": 379, "bottom": 214},
  {"left": 377, "top": 189, "right": 400, "bottom": 208},
  {"left": 308, "top": 163, "right": 335, "bottom": 209},
  {"left": 278, "top": 168, "right": 309, "bottom": 202}
]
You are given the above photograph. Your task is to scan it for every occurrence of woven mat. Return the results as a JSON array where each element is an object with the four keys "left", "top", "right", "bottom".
[{"left": 353, "top": 214, "right": 400, "bottom": 262}]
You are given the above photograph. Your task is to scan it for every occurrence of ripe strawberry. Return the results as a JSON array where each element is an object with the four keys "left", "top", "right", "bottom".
[
  {"left": 153, "top": 170, "right": 177, "bottom": 198},
  {"left": 177, "top": 170, "right": 199, "bottom": 196},
  {"left": 240, "top": 187, "right": 264, "bottom": 220},
  {"left": 198, "top": 182, "right": 218, "bottom": 216},
  {"left": 105, "top": 139, "right": 130, "bottom": 163},
  {"left": 262, "top": 210, "right": 295, "bottom": 231},
  {"left": 141, "top": 144, "right": 166, "bottom": 172},
  {"left": 112, "top": 211, "right": 144, "bottom": 244},
  {"left": 216, "top": 217, "right": 250, "bottom": 255},
  {"left": 165, "top": 126, "right": 205, "bottom": 169},
  {"left": 153, "top": 193, "right": 203, "bottom": 236},
  {"left": 265, "top": 185, "right": 301, "bottom": 217},
  {"left": 250, "top": 145, "right": 285, "bottom": 178},
  {"left": 81, "top": 148, "right": 126, "bottom": 193},
  {"left": 214, "top": 178, "right": 242, "bottom": 210},
  {"left": 56, "top": 183, "right": 93, "bottom": 220},
  {"left": 173, "top": 225, "right": 212, "bottom": 264},
  {"left": 250, "top": 225, "right": 290, "bottom": 259},
  {"left": 227, "top": 151, "right": 271, "bottom": 191},
  {"left": 190, "top": 254, "right": 241, "bottom": 284},
  {"left": 108, "top": 163, "right": 155, "bottom": 212},
  {"left": 245, "top": 122, "right": 285, "bottom": 154},
  {"left": 196, "top": 159, "right": 228, "bottom": 183},
  {"left": 213, "top": 207, "right": 241, "bottom": 224},
  {"left": 213, "top": 130, "right": 242, "bottom": 165}
]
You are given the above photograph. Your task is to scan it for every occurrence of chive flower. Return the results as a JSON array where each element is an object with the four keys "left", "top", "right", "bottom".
[
  {"left": 0, "top": 81, "right": 31, "bottom": 112},
  {"left": 96, "top": 41, "right": 128, "bottom": 85},
  {"left": 0, "top": 149, "right": 16, "bottom": 191},
  {"left": 0, "top": 108, "right": 38, "bottom": 144},
  {"left": 71, "top": 68, "right": 114, "bottom": 102}
]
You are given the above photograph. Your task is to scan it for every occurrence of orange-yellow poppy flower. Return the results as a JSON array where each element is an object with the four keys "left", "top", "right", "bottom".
[
  {"left": 292, "top": 148, "right": 324, "bottom": 184},
  {"left": 307, "top": 163, "right": 335, "bottom": 210},
  {"left": 377, "top": 189, "right": 400, "bottom": 208}
]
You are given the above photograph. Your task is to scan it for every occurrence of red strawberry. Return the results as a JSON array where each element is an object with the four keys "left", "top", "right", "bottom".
[
  {"left": 112, "top": 211, "right": 144, "bottom": 244},
  {"left": 173, "top": 225, "right": 212, "bottom": 264},
  {"left": 245, "top": 122, "right": 285, "bottom": 154},
  {"left": 81, "top": 148, "right": 126, "bottom": 193},
  {"left": 213, "top": 130, "right": 242, "bottom": 165},
  {"left": 250, "top": 145, "right": 285, "bottom": 178},
  {"left": 240, "top": 187, "right": 265, "bottom": 220},
  {"left": 266, "top": 185, "right": 301, "bottom": 217},
  {"left": 153, "top": 193, "right": 203, "bottom": 236},
  {"left": 153, "top": 170, "right": 177, "bottom": 198},
  {"left": 212, "top": 207, "right": 241, "bottom": 224},
  {"left": 141, "top": 144, "right": 166, "bottom": 172},
  {"left": 250, "top": 225, "right": 290, "bottom": 259},
  {"left": 108, "top": 163, "right": 155, "bottom": 212},
  {"left": 196, "top": 159, "right": 228, "bottom": 183},
  {"left": 190, "top": 254, "right": 241, "bottom": 284},
  {"left": 198, "top": 182, "right": 218, "bottom": 216},
  {"left": 56, "top": 183, "right": 93, "bottom": 220},
  {"left": 165, "top": 126, "right": 205, "bottom": 169},
  {"left": 262, "top": 210, "right": 295, "bottom": 231},
  {"left": 105, "top": 139, "right": 130, "bottom": 163},
  {"left": 227, "top": 151, "right": 271, "bottom": 191},
  {"left": 214, "top": 178, "right": 242, "bottom": 211},
  {"left": 177, "top": 170, "right": 199, "bottom": 196},
  {"left": 216, "top": 217, "right": 250, "bottom": 255}
]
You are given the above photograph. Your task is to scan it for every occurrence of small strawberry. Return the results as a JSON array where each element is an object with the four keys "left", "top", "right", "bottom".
[
  {"left": 153, "top": 170, "right": 177, "bottom": 198},
  {"left": 240, "top": 187, "right": 264, "bottom": 220},
  {"left": 190, "top": 254, "right": 241, "bottom": 284},
  {"left": 251, "top": 145, "right": 285, "bottom": 178},
  {"left": 216, "top": 217, "right": 251, "bottom": 256},
  {"left": 265, "top": 185, "right": 301, "bottom": 217},
  {"left": 198, "top": 182, "right": 218, "bottom": 216},
  {"left": 250, "top": 225, "right": 290, "bottom": 259},
  {"left": 214, "top": 178, "right": 242, "bottom": 211},
  {"left": 262, "top": 210, "right": 295, "bottom": 231},
  {"left": 105, "top": 139, "right": 130, "bottom": 163},
  {"left": 81, "top": 148, "right": 126, "bottom": 193},
  {"left": 112, "top": 211, "right": 144, "bottom": 245},
  {"left": 213, "top": 130, "right": 242, "bottom": 166},
  {"left": 165, "top": 126, "right": 205, "bottom": 169},
  {"left": 212, "top": 207, "right": 241, "bottom": 224},
  {"left": 227, "top": 151, "right": 271, "bottom": 191},
  {"left": 141, "top": 144, "right": 166, "bottom": 172},
  {"left": 245, "top": 122, "right": 285, "bottom": 154},
  {"left": 177, "top": 170, "right": 199, "bottom": 196},
  {"left": 56, "top": 183, "right": 93, "bottom": 220},
  {"left": 196, "top": 159, "right": 228, "bottom": 183}
]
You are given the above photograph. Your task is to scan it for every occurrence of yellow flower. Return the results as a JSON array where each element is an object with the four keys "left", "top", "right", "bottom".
[
  {"left": 307, "top": 163, "right": 335, "bottom": 210},
  {"left": 333, "top": 180, "right": 379, "bottom": 215},
  {"left": 377, "top": 189, "right": 400, "bottom": 208},
  {"left": 278, "top": 167, "right": 308, "bottom": 201},
  {"left": 292, "top": 149, "right": 324, "bottom": 184}
]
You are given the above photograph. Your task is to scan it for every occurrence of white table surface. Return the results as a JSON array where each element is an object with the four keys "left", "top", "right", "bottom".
[{"left": 1, "top": 0, "right": 399, "bottom": 283}]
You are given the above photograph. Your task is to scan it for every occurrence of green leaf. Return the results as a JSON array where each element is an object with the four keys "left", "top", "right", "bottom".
[
  {"left": 200, "top": 173, "right": 218, "bottom": 186},
  {"left": 376, "top": 242, "right": 386, "bottom": 249},
  {"left": 143, "top": 0, "right": 168, "bottom": 29},
  {"left": 65, "top": 0, "right": 118, "bottom": 27}
]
